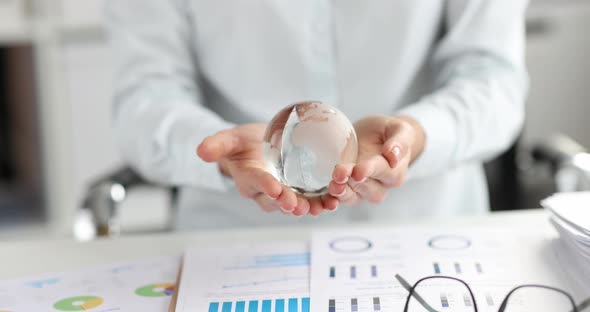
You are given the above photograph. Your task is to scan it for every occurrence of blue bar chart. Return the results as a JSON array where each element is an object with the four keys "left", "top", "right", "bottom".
[
  {"left": 179, "top": 242, "right": 310, "bottom": 312},
  {"left": 223, "top": 302, "right": 232, "bottom": 312},
  {"left": 263, "top": 300, "right": 271, "bottom": 312},
  {"left": 208, "top": 298, "right": 310, "bottom": 312}
]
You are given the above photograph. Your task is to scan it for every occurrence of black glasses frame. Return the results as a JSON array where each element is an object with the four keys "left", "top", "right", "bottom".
[
  {"left": 497, "top": 284, "right": 578, "bottom": 312},
  {"left": 398, "top": 274, "right": 580, "bottom": 312}
]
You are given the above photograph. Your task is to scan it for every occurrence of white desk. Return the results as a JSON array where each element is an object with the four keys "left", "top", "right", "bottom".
[{"left": 0, "top": 209, "right": 553, "bottom": 280}]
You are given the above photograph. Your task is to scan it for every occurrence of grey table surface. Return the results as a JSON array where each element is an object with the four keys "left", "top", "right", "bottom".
[{"left": 0, "top": 209, "right": 553, "bottom": 280}]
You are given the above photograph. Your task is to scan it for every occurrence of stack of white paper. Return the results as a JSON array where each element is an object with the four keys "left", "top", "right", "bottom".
[{"left": 542, "top": 192, "right": 590, "bottom": 297}]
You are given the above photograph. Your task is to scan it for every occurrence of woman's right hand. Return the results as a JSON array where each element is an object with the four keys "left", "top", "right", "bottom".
[{"left": 197, "top": 123, "right": 339, "bottom": 216}]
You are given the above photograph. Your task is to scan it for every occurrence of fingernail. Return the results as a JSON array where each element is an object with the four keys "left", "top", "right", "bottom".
[
  {"left": 266, "top": 194, "right": 279, "bottom": 200},
  {"left": 392, "top": 146, "right": 401, "bottom": 158},
  {"left": 334, "top": 189, "right": 346, "bottom": 197},
  {"left": 291, "top": 209, "right": 303, "bottom": 217},
  {"left": 280, "top": 206, "right": 294, "bottom": 213},
  {"left": 336, "top": 176, "right": 349, "bottom": 184}
]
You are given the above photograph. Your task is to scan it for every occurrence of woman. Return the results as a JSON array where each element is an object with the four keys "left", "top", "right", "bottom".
[{"left": 106, "top": 0, "right": 528, "bottom": 229}]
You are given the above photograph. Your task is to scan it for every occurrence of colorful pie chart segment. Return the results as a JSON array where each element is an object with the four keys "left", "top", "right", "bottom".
[
  {"left": 53, "top": 296, "right": 103, "bottom": 311},
  {"left": 135, "top": 283, "right": 175, "bottom": 297}
]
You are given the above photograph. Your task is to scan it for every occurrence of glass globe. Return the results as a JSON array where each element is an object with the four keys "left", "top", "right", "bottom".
[{"left": 263, "top": 101, "right": 358, "bottom": 196}]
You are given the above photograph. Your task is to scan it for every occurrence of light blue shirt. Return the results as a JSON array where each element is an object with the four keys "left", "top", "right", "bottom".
[{"left": 106, "top": 0, "right": 528, "bottom": 229}]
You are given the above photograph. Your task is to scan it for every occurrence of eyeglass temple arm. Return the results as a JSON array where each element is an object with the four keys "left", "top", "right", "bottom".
[{"left": 395, "top": 274, "right": 441, "bottom": 312}]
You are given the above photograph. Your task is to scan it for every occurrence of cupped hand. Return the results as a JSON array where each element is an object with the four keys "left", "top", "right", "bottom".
[
  {"left": 197, "top": 123, "right": 339, "bottom": 216},
  {"left": 328, "top": 115, "right": 425, "bottom": 204}
]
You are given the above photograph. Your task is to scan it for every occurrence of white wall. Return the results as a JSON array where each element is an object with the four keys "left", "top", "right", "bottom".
[
  {"left": 62, "top": 39, "right": 122, "bottom": 209},
  {"left": 524, "top": 1, "right": 590, "bottom": 148}
]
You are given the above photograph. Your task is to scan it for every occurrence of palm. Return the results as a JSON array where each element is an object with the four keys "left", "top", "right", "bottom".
[
  {"left": 354, "top": 117, "right": 390, "bottom": 165},
  {"left": 328, "top": 115, "right": 420, "bottom": 204},
  {"left": 222, "top": 124, "right": 267, "bottom": 174},
  {"left": 197, "top": 123, "right": 339, "bottom": 216}
]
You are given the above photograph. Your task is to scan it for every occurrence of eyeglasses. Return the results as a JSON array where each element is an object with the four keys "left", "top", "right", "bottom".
[{"left": 395, "top": 274, "right": 590, "bottom": 312}]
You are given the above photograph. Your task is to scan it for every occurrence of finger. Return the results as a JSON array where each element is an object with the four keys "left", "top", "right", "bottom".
[
  {"left": 329, "top": 181, "right": 362, "bottom": 205},
  {"left": 332, "top": 163, "right": 354, "bottom": 184},
  {"left": 253, "top": 193, "right": 280, "bottom": 213},
  {"left": 328, "top": 180, "right": 347, "bottom": 198},
  {"left": 335, "top": 183, "right": 361, "bottom": 205},
  {"left": 349, "top": 178, "right": 388, "bottom": 204},
  {"left": 377, "top": 157, "right": 410, "bottom": 188},
  {"left": 308, "top": 197, "right": 324, "bottom": 216},
  {"left": 382, "top": 140, "right": 402, "bottom": 169},
  {"left": 291, "top": 195, "right": 310, "bottom": 216},
  {"left": 351, "top": 155, "right": 390, "bottom": 182},
  {"left": 275, "top": 185, "right": 298, "bottom": 212},
  {"left": 236, "top": 169, "right": 282, "bottom": 199},
  {"left": 320, "top": 194, "right": 339, "bottom": 211},
  {"left": 251, "top": 169, "right": 283, "bottom": 199},
  {"left": 382, "top": 121, "right": 413, "bottom": 168},
  {"left": 196, "top": 129, "right": 240, "bottom": 162}
]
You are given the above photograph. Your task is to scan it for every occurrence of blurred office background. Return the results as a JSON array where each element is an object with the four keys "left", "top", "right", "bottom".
[{"left": 0, "top": 0, "right": 589, "bottom": 239}]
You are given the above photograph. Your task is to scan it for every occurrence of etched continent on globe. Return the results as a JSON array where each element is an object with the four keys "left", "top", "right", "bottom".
[{"left": 263, "top": 101, "right": 358, "bottom": 196}]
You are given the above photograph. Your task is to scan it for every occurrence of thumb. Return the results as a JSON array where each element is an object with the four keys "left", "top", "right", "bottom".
[
  {"left": 197, "top": 129, "right": 241, "bottom": 162},
  {"left": 381, "top": 121, "right": 412, "bottom": 168}
]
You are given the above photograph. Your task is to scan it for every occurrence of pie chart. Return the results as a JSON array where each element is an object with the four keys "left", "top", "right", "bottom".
[
  {"left": 428, "top": 235, "right": 471, "bottom": 250},
  {"left": 329, "top": 237, "right": 372, "bottom": 253},
  {"left": 53, "top": 296, "right": 103, "bottom": 311},
  {"left": 135, "top": 283, "right": 175, "bottom": 297}
]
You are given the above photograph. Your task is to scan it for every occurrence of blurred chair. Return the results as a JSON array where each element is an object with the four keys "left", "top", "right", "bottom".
[
  {"left": 74, "top": 134, "right": 590, "bottom": 241},
  {"left": 531, "top": 134, "right": 590, "bottom": 192},
  {"left": 74, "top": 167, "right": 177, "bottom": 241}
]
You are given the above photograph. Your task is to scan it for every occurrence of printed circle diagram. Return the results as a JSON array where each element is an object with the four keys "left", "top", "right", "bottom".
[
  {"left": 428, "top": 235, "right": 471, "bottom": 250},
  {"left": 53, "top": 296, "right": 103, "bottom": 311},
  {"left": 135, "top": 283, "right": 175, "bottom": 297},
  {"left": 329, "top": 237, "right": 372, "bottom": 253}
]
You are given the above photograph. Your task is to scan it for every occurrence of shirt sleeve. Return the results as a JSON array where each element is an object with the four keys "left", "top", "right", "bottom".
[
  {"left": 105, "top": 0, "right": 235, "bottom": 190},
  {"left": 398, "top": 0, "right": 529, "bottom": 180}
]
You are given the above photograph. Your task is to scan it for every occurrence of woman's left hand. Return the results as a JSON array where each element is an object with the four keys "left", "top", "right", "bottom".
[{"left": 328, "top": 115, "right": 425, "bottom": 204}]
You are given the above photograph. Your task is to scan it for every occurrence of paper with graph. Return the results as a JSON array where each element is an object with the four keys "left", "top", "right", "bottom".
[
  {"left": 175, "top": 241, "right": 310, "bottom": 312},
  {"left": 0, "top": 255, "right": 180, "bottom": 311},
  {"left": 310, "top": 227, "right": 572, "bottom": 312}
]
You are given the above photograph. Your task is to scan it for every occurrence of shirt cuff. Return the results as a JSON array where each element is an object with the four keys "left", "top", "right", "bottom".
[{"left": 397, "top": 99, "right": 458, "bottom": 180}]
